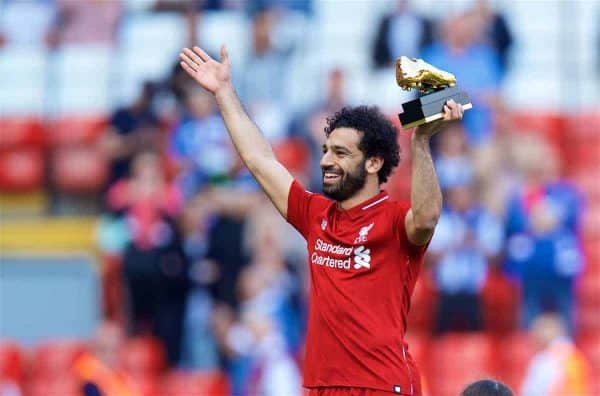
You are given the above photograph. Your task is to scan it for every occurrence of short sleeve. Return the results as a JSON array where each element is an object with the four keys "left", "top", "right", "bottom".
[
  {"left": 393, "top": 202, "right": 429, "bottom": 257},
  {"left": 286, "top": 180, "right": 328, "bottom": 239}
]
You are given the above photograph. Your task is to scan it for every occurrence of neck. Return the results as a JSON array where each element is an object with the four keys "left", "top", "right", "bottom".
[{"left": 337, "top": 179, "right": 381, "bottom": 210}]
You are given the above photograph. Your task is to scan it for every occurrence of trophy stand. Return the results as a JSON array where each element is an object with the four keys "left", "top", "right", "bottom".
[{"left": 398, "top": 86, "right": 472, "bottom": 129}]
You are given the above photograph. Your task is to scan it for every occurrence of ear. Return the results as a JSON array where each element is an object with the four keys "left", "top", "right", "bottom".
[{"left": 365, "top": 157, "right": 384, "bottom": 175}]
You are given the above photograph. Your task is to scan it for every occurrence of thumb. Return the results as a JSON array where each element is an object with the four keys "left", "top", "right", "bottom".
[{"left": 220, "top": 45, "right": 229, "bottom": 65}]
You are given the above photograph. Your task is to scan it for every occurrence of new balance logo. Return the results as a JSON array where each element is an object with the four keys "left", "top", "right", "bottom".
[{"left": 353, "top": 245, "right": 371, "bottom": 270}]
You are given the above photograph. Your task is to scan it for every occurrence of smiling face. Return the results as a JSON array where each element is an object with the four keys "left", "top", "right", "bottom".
[{"left": 320, "top": 127, "right": 369, "bottom": 201}]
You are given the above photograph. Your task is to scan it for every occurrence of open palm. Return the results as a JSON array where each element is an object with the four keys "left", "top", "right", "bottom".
[{"left": 179, "top": 46, "right": 230, "bottom": 94}]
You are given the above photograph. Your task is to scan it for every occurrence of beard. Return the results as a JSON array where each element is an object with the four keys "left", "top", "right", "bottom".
[{"left": 322, "top": 160, "right": 367, "bottom": 202}]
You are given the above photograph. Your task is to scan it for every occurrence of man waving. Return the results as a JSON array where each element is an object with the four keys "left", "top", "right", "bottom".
[{"left": 180, "top": 45, "right": 463, "bottom": 396}]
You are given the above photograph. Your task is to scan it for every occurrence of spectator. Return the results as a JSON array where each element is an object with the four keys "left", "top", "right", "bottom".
[
  {"left": 153, "top": 0, "right": 225, "bottom": 12},
  {"left": 290, "top": 67, "right": 349, "bottom": 192},
  {"left": 428, "top": 174, "right": 504, "bottom": 333},
  {"left": 99, "top": 82, "right": 162, "bottom": 187},
  {"left": 421, "top": 9, "right": 501, "bottom": 145},
  {"left": 521, "top": 313, "right": 591, "bottom": 396},
  {"left": 107, "top": 152, "right": 189, "bottom": 366},
  {"left": 433, "top": 121, "right": 473, "bottom": 189},
  {"left": 240, "top": 9, "right": 292, "bottom": 141},
  {"left": 241, "top": 204, "right": 303, "bottom": 351},
  {"left": 504, "top": 138, "right": 584, "bottom": 333},
  {"left": 169, "top": 86, "right": 234, "bottom": 199},
  {"left": 372, "top": 0, "right": 434, "bottom": 69},
  {"left": 212, "top": 259, "right": 301, "bottom": 396},
  {"left": 473, "top": 0, "right": 514, "bottom": 77},
  {"left": 242, "top": 311, "right": 302, "bottom": 396},
  {"left": 46, "top": 0, "right": 122, "bottom": 48},
  {"left": 73, "top": 321, "right": 134, "bottom": 396}
]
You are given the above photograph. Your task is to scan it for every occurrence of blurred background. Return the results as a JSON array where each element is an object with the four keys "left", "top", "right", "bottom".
[{"left": 0, "top": 0, "right": 598, "bottom": 395}]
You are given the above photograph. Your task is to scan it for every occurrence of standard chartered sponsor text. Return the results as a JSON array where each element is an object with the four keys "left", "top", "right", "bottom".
[
  {"left": 314, "top": 238, "right": 353, "bottom": 255},
  {"left": 311, "top": 252, "right": 352, "bottom": 269},
  {"left": 312, "top": 239, "right": 353, "bottom": 270}
]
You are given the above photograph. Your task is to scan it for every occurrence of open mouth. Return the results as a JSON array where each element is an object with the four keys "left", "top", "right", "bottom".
[{"left": 323, "top": 172, "right": 342, "bottom": 183}]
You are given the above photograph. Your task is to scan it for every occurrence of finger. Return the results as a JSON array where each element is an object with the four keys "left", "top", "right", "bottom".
[
  {"left": 220, "top": 44, "right": 229, "bottom": 65},
  {"left": 457, "top": 104, "right": 464, "bottom": 119},
  {"left": 180, "top": 61, "right": 197, "bottom": 77},
  {"left": 451, "top": 104, "right": 459, "bottom": 119},
  {"left": 193, "top": 46, "right": 213, "bottom": 62},
  {"left": 183, "top": 48, "right": 204, "bottom": 66},
  {"left": 179, "top": 52, "right": 199, "bottom": 71},
  {"left": 443, "top": 105, "right": 451, "bottom": 120},
  {"left": 447, "top": 99, "right": 459, "bottom": 119}
]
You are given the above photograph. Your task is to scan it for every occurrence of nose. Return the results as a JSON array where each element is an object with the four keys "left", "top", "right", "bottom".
[{"left": 320, "top": 150, "right": 334, "bottom": 169}]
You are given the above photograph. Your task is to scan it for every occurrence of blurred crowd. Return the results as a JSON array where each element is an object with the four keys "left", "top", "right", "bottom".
[{"left": 1, "top": 1, "right": 598, "bottom": 396}]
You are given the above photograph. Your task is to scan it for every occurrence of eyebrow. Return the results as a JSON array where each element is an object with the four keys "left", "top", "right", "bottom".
[{"left": 323, "top": 144, "right": 352, "bottom": 154}]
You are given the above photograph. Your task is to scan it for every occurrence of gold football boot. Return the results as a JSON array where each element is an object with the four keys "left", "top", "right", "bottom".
[{"left": 396, "top": 56, "right": 456, "bottom": 93}]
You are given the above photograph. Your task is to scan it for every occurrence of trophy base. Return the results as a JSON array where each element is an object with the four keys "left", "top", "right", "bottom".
[{"left": 398, "top": 86, "right": 472, "bottom": 129}]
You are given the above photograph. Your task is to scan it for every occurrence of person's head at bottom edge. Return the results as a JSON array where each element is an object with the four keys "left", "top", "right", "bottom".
[{"left": 461, "top": 379, "right": 514, "bottom": 396}]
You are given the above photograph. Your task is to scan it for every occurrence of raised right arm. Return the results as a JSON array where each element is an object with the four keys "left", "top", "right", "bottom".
[{"left": 179, "top": 45, "right": 293, "bottom": 218}]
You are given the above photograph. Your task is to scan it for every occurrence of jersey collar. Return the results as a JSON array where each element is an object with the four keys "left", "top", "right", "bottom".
[{"left": 336, "top": 190, "right": 390, "bottom": 220}]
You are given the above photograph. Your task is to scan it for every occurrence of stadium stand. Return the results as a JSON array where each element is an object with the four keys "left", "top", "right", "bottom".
[{"left": 0, "top": 1, "right": 598, "bottom": 395}]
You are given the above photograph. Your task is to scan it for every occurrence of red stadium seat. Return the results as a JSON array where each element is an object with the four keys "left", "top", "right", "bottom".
[
  {"left": 161, "top": 370, "right": 231, "bottom": 396},
  {"left": 577, "top": 335, "right": 600, "bottom": 395},
  {"left": 273, "top": 138, "right": 310, "bottom": 175},
  {"left": 31, "top": 340, "right": 87, "bottom": 379},
  {"left": 511, "top": 112, "right": 566, "bottom": 152},
  {"left": 406, "top": 276, "right": 437, "bottom": 334},
  {"left": 51, "top": 146, "right": 108, "bottom": 193},
  {"left": 0, "top": 341, "right": 23, "bottom": 383},
  {"left": 27, "top": 376, "right": 81, "bottom": 396},
  {"left": 0, "top": 117, "right": 45, "bottom": 150},
  {"left": 49, "top": 115, "right": 108, "bottom": 146},
  {"left": 567, "top": 112, "right": 600, "bottom": 138},
  {"left": 0, "top": 147, "right": 45, "bottom": 192},
  {"left": 493, "top": 332, "right": 537, "bottom": 392},
  {"left": 577, "top": 271, "right": 600, "bottom": 336},
  {"left": 482, "top": 271, "right": 520, "bottom": 335},
  {"left": 119, "top": 337, "right": 166, "bottom": 377},
  {"left": 578, "top": 270, "right": 600, "bottom": 306},
  {"left": 578, "top": 304, "right": 600, "bottom": 338},
  {"left": 564, "top": 145, "right": 600, "bottom": 173},
  {"left": 403, "top": 333, "right": 430, "bottom": 375},
  {"left": 427, "top": 333, "right": 495, "bottom": 396},
  {"left": 124, "top": 374, "right": 159, "bottom": 396},
  {"left": 572, "top": 170, "right": 600, "bottom": 200},
  {"left": 582, "top": 204, "right": 600, "bottom": 239}
]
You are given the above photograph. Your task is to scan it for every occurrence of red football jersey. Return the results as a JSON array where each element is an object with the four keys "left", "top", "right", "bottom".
[{"left": 287, "top": 180, "right": 427, "bottom": 396}]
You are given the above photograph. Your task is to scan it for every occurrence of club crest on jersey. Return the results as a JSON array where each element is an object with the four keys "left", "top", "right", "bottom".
[
  {"left": 321, "top": 219, "right": 327, "bottom": 230},
  {"left": 354, "top": 222, "right": 374, "bottom": 244}
]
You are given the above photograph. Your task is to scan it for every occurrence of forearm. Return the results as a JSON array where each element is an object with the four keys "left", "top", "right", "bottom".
[
  {"left": 212, "top": 83, "right": 293, "bottom": 217},
  {"left": 214, "top": 84, "right": 275, "bottom": 170},
  {"left": 410, "top": 133, "right": 442, "bottom": 229}
]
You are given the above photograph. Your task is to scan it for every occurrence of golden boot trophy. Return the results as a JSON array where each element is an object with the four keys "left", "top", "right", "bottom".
[{"left": 396, "top": 56, "right": 472, "bottom": 129}]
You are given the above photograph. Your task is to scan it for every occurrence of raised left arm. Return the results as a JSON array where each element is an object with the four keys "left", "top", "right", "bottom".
[{"left": 405, "top": 99, "right": 464, "bottom": 246}]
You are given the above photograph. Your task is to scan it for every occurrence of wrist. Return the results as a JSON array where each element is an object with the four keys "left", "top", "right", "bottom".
[
  {"left": 411, "top": 132, "right": 431, "bottom": 146},
  {"left": 214, "top": 82, "right": 234, "bottom": 100},
  {"left": 414, "top": 120, "right": 443, "bottom": 138}
]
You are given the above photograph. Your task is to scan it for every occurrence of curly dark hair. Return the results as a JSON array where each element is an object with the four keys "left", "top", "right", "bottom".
[{"left": 324, "top": 105, "right": 400, "bottom": 184}]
